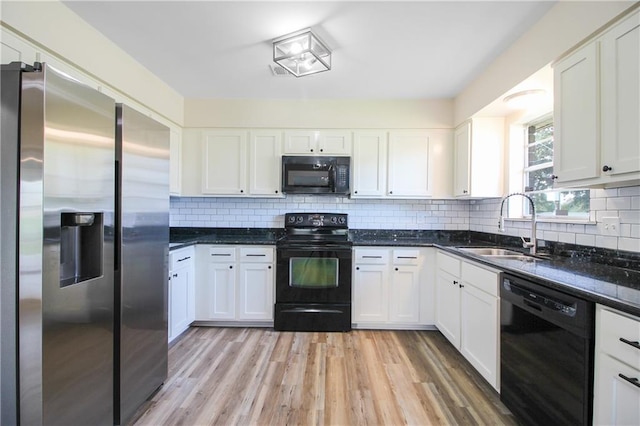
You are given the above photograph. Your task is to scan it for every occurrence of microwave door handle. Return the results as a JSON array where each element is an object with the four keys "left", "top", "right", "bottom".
[{"left": 328, "top": 165, "right": 336, "bottom": 192}]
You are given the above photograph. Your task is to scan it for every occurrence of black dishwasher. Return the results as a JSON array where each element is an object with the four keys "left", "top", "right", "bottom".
[{"left": 500, "top": 273, "right": 595, "bottom": 425}]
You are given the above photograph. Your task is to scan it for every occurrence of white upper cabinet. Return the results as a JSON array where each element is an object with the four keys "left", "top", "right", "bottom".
[
  {"left": 553, "top": 43, "right": 600, "bottom": 184},
  {"left": 554, "top": 9, "right": 640, "bottom": 187},
  {"left": 283, "top": 130, "right": 352, "bottom": 155},
  {"left": 453, "top": 118, "right": 504, "bottom": 197},
  {"left": 388, "top": 130, "right": 431, "bottom": 197},
  {"left": 248, "top": 130, "right": 283, "bottom": 197},
  {"left": 352, "top": 131, "right": 387, "bottom": 197},
  {"left": 1, "top": 27, "right": 38, "bottom": 64},
  {"left": 169, "top": 129, "right": 182, "bottom": 196},
  {"left": 600, "top": 11, "right": 640, "bottom": 178},
  {"left": 202, "top": 130, "right": 247, "bottom": 195}
]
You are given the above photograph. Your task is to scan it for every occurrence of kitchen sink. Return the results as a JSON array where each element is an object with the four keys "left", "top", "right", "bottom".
[
  {"left": 483, "top": 254, "right": 535, "bottom": 262},
  {"left": 458, "top": 247, "right": 523, "bottom": 256}
]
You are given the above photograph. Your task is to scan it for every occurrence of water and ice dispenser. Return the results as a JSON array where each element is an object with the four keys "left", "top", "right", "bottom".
[{"left": 59, "top": 212, "right": 103, "bottom": 287}]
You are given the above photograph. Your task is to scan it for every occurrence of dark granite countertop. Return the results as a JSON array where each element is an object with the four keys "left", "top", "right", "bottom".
[
  {"left": 170, "top": 227, "right": 281, "bottom": 250},
  {"left": 170, "top": 227, "right": 640, "bottom": 316}
]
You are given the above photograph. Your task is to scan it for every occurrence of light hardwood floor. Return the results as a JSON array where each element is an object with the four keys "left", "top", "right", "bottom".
[{"left": 132, "top": 327, "right": 515, "bottom": 425}]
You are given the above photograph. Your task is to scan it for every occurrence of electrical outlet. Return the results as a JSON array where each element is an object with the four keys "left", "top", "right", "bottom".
[{"left": 599, "top": 216, "right": 621, "bottom": 236}]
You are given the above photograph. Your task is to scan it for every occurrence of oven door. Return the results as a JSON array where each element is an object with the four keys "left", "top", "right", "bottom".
[{"left": 276, "top": 245, "right": 352, "bottom": 304}]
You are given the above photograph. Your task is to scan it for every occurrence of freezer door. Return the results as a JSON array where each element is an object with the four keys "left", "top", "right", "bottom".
[
  {"left": 19, "top": 63, "right": 116, "bottom": 426},
  {"left": 116, "top": 104, "right": 169, "bottom": 425}
]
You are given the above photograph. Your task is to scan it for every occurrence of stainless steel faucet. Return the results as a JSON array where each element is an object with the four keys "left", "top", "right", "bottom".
[{"left": 499, "top": 192, "right": 537, "bottom": 255}]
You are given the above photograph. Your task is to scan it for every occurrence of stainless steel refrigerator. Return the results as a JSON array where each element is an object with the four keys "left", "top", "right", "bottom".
[
  {"left": 1, "top": 62, "right": 169, "bottom": 425},
  {"left": 1, "top": 61, "right": 116, "bottom": 426},
  {"left": 115, "top": 104, "right": 169, "bottom": 426}
]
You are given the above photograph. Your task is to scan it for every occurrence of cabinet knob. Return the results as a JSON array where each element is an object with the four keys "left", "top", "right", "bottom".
[
  {"left": 229, "top": 265, "right": 233, "bottom": 269},
  {"left": 459, "top": 284, "right": 464, "bottom": 288},
  {"left": 354, "top": 190, "right": 358, "bottom": 194},
  {"left": 320, "top": 149, "right": 323, "bottom": 152},
  {"left": 356, "top": 267, "right": 360, "bottom": 270},
  {"left": 463, "top": 190, "right": 468, "bottom": 194},
  {"left": 389, "top": 191, "right": 393, "bottom": 194},
  {"left": 395, "top": 267, "right": 399, "bottom": 271},
  {"left": 268, "top": 266, "right": 272, "bottom": 269},
  {"left": 453, "top": 280, "right": 458, "bottom": 285},
  {"left": 602, "top": 165, "right": 612, "bottom": 172},
  {"left": 275, "top": 190, "right": 278, "bottom": 194},
  {"left": 310, "top": 149, "right": 314, "bottom": 152},
  {"left": 240, "top": 189, "right": 244, "bottom": 193},
  {"left": 551, "top": 175, "right": 558, "bottom": 180},
  {"left": 173, "top": 273, "right": 178, "bottom": 278}
]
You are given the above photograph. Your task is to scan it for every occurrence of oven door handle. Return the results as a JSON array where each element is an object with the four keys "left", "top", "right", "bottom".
[{"left": 280, "top": 307, "right": 344, "bottom": 314}]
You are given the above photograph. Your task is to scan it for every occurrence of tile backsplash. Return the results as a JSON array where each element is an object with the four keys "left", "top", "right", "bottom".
[
  {"left": 469, "top": 187, "right": 640, "bottom": 253},
  {"left": 170, "top": 196, "right": 470, "bottom": 230},
  {"left": 171, "top": 185, "right": 640, "bottom": 252}
]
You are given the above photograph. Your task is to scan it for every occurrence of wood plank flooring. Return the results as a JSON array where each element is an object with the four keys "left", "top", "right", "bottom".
[{"left": 132, "top": 327, "right": 515, "bottom": 426}]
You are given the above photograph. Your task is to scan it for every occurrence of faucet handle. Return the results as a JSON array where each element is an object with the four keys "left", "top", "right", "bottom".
[{"left": 520, "top": 236, "right": 534, "bottom": 248}]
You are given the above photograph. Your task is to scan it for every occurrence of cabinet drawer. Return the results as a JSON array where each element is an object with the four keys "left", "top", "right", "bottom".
[
  {"left": 208, "top": 247, "right": 236, "bottom": 262},
  {"left": 170, "top": 248, "right": 194, "bottom": 270},
  {"left": 599, "top": 307, "right": 640, "bottom": 367},
  {"left": 392, "top": 249, "right": 420, "bottom": 265},
  {"left": 354, "top": 249, "right": 389, "bottom": 264},
  {"left": 239, "top": 247, "right": 274, "bottom": 263},
  {"left": 437, "top": 251, "right": 461, "bottom": 277},
  {"left": 461, "top": 261, "right": 500, "bottom": 297}
]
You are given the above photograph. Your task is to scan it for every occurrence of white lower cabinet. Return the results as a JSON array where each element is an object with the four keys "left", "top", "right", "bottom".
[
  {"left": 436, "top": 251, "right": 500, "bottom": 391},
  {"left": 594, "top": 305, "right": 640, "bottom": 425},
  {"left": 353, "top": 247, "right": 432, "bottom": 329},
  {"left": 168, "top": 246, "right": 195, "bottom": 342},
  {"left": 195, "top": 245, "right": 274, "bottom": 324}
]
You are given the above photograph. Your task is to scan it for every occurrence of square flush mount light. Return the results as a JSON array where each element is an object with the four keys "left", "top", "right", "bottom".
[{"left": 273, "top": 28, "right": 331, "bottom": 77}]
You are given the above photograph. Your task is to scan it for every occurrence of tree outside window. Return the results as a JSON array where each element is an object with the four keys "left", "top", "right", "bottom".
[{"left": 524, "top": 117, "right": 589, "bottom": 218}]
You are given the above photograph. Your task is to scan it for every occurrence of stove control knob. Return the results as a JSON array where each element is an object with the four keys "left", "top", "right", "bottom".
[
  {"left": 330, "top": 216, "right": 337, "bottom": 224},
  {"left": 338, "top": 217, "right": 346, "bottom": 224},
  {"left": 287, "top": 216, "right": 296, "bottom": 223},
  {"left": 296, "top": 216, "right": 304, "bottom": 224}
]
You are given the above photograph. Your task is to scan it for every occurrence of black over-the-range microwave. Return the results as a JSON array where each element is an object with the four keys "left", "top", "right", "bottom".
[{"left": 281, "top": 155, "right": 350, "bottom": 195}]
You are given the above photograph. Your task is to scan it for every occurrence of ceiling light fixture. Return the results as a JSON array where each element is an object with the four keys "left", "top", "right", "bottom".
[
  {"left": 273, "top": 28, "right": 331, "bottom": 77},
  {"left": 503, "top": 89, "right": 547, "bottom": 110}
]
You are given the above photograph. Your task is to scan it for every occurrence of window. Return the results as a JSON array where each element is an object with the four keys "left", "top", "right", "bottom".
[{"left": 523, "top": 116, "right": 589, "bottom": 218}]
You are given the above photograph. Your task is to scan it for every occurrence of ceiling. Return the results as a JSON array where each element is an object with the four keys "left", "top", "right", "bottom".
[{"left": 62, "top": 1, "right": 555, "bottom": 101}]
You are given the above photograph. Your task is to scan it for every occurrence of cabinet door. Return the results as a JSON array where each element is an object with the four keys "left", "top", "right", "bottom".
[
  {"left": 460, "top": 283, "right": 499, "bottom": 390},
  {"left": 553, "top": 43, "right": 599, "bottom": 184},
  {"left": 318, "top": 130, "right": 352, "bottom": 155},
  {"left": 1, "top": 28, "right": 39, "bottom": 64},
  {"left": 197, "top": 261, "right": 236, "bottom": 320},
  {"left": 238, "top": 263, "right": 274, "bottom": 321},
  {"left": 435, "top": 270, "right": 461, "bottom": 348},
  {"left": 169, "top": 266, "right": 190, "bottom": 342},
  {"left": 249, "top": 130, "right": 282, "bottom": 197},
  {"left": 353, "top": 264, "right": 389, "bottom": 323},
  {"left": 601, "top": 11, "right": 640, "bottom": 177},
  {"left": 594, "top": 354, "right": 640, "bottom": 425},
  {"left": 389, "top": 265, "right": 420, "bottom": 324},
  {"left": 352, "top": 131, "right": 387, "bottom": 197},
  {"left": 202, "top": 130, "right": 247, "bottom": 194},
  {"left": 453, "top": 122, "right": 471, "bottom": 197},
  {"left": 388, "top": 131, "right": 430, "bottom": 197},
  {"left": 283, "top": 130, "right": 317, "bottom": 154},
  {"left": 169, "top": 129, "right": 182, "bottom": 196}
]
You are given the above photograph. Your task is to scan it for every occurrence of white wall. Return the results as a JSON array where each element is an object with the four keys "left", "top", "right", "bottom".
[
  {"left": 0, "top": 0, "right": 184, "bottom": 126},
  {"left": 454, "top": 1, "right": 636, "bottom": 125},
  {"left": 184, "top": 98, "right": 453, "bottom": 129}
]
